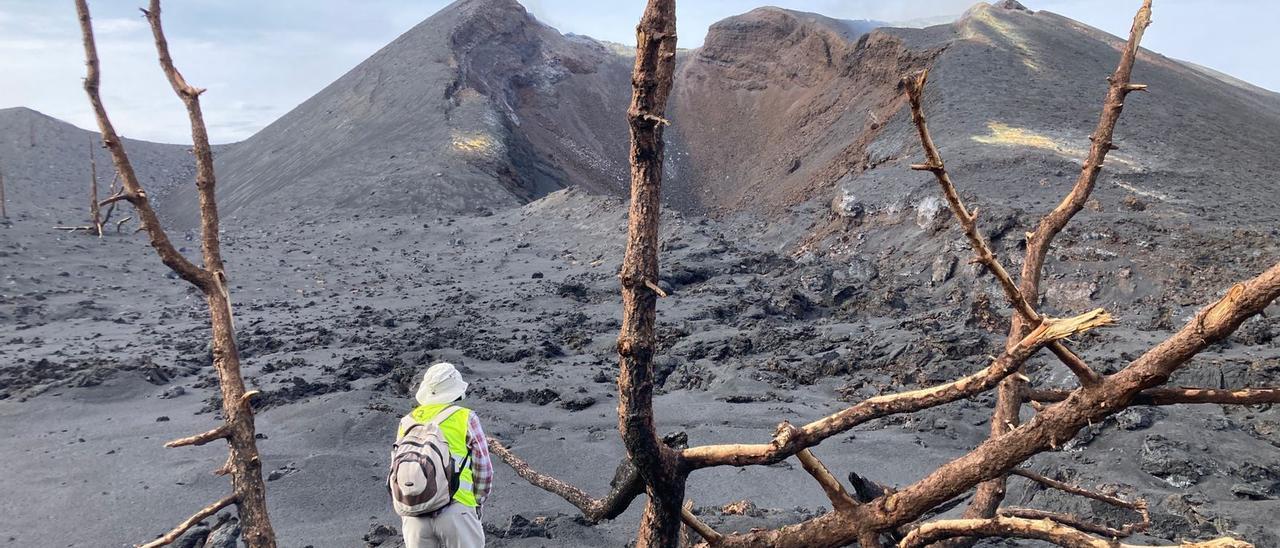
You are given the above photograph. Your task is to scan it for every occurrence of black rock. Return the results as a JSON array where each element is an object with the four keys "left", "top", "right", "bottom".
[
  {"left": 559, "top": 396, "right": 596, "bottom": 411},
  {"left": 363, "top": 523, "right": 398, "bottom": 546}
]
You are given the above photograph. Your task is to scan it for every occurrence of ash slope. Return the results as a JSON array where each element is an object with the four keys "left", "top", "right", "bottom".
[
  {"left": 667, "top": 2, "right": 1280, "bottom": 221},
  {"left": 155, "top": 0, "right": 1280, "bottom": 234},
  {"left": 164, "top": 0, "right": 635, "bottom": 228},
  {"left": 0, "top": 107, "right": 194, "bottom": 222}
]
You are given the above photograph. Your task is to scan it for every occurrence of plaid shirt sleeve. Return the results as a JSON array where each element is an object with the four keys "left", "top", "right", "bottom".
[{"left": 466, "top": 412, "right": 493, "bottom": 508}]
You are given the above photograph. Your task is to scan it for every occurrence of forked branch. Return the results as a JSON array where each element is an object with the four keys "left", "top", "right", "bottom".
[
  {"left": 488, "top": 438, "right": 645, "bottom": 522},
  {"left": 902, "top": 68, "right": 1103, "bottom": 388},
  {"left": 75, "top": 0, "right": 210, "bottom": 291},
  {"left": 681, "top": 309, "right": 1113, "bottom": 469}
]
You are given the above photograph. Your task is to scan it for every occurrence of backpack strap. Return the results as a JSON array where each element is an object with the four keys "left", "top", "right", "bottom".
[{"left": 429, "top": 405, "right": 463, "bottom": 427}]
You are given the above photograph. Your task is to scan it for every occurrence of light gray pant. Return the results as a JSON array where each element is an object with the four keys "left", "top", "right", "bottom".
[{"left": 401, "top": 504, "right": 484, "bottom": 548}]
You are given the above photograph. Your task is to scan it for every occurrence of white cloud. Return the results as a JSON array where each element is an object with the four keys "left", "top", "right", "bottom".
[{"left": 93, "top": 16, "right": 148, "bottom": 35}]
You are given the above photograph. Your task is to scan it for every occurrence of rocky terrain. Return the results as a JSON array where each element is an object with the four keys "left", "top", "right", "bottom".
[{"left": 2, "top": 0, "right": 1280, "bottom": 546}]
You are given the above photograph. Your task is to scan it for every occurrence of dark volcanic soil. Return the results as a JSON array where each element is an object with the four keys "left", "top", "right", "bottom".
[
  {"left": 3, "top": 187, "right": 1279, "bottom": 547},
  {"left": 3, "top": 0, "right": 1280, "bottom": 547}
]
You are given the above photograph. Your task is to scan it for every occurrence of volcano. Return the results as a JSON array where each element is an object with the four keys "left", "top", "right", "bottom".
[{"left": 3, "top": 1, "right": 1279, "bottom": 547}]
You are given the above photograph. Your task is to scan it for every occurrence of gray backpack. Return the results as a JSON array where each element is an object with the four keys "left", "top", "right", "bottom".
[{"left": 388, "top": 406, "right": 471, "bottom": 516}]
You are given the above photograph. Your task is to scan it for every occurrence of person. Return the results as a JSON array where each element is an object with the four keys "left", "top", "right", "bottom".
[{"left": 396, "top": 362, "right": 492, "bottom": 548}]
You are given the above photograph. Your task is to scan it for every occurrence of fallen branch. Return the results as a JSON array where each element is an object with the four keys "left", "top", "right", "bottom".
[
  {"left": 705, "top": 262, "right": 1279, "bottom": 548},
  {"left": 681, "top": 504, "right": 723, "bottom": 545},
  {"left": 797, "top": 449, "right": 857, "bottom": 511},
  {"left": 488, "top": 438, "right": 644, "bottom": 522},
  {"left": 997, "top": 508, "right": 1129, "bottom": 539},
  {"left": 682, "top": 309, "right": 1113, "bottom": 469},
  {"left": 136, "top": 493, "right": 237, "bottom": 548},
  {"left": 897, "top": 515, "right": 1250, "bottom": 548},
  {"left": 1028, "top": 387, "right": 1280, "bottom": 406},
  {"left": 1010, "top": 468, "right": 1144, "bottom": 514}
]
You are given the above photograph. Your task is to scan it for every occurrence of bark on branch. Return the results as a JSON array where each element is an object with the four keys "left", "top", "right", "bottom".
[
  {"left": 964, "top": 0, "right": 1153, "bottom": 525},
  {"left": 797, "top": 449, "right": 857, "bottom": 512},
  {"left": 617, "top": 1, "right": 682, "bottom": 545},
  {"left": 897, "top": 515, "right": 1249, "bottom": 548},
  {"left": 902, "top": 67, "right": 1102, "bottom": 389},
  {"left": 488, "top": 438, "right": 645, "bottom": 522},
  {"left": 76, "top": 1, "right": 276, "bottom": 545},
  {"left": 681, "top": 309, "right": 1113, "bottom": 469},
  {"left": 165, "top": 424, "right": 232, "bottom": 448},
  {"left": 1027, "top": 387, "right": 1280, "bottom": 406},
  {"left": 136, "top": 493, "right": 237, "bottom": 548}
]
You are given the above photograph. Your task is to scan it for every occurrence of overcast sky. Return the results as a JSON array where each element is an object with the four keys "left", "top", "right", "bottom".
[{"left": 1, "top": 0, "right": 1275, "bottom": 144}]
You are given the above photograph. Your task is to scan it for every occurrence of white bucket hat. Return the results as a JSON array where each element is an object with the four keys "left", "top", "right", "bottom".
[{"left": 415, "top": 362, "right": 469, "bottom": 406}]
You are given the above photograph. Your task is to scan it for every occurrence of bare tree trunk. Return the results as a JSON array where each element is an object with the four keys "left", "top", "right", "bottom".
[
  {"left": 74, "top": 1, "right": 275, "bottom": 546},
  {"left": 89, "top": 140, "right": 103, "bottom": 237},
  {"left": 617, "top": 0, "right": 681, "bottom": 546},
  {"left": 0, "top": 160, "right": 7, "bottom": 219}
]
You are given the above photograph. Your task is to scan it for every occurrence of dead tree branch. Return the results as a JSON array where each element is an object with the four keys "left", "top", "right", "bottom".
[
  {"left": 902, "top": 69, "right": 1103, "bottom": 388},
  {"left": 963, "top": 0, "right": 1153, "bottom": 526},
  {"left": 75, "top": 1, "right": 276, "bottom": 545},
  {"left": 136, "top": 493, "right": 238, "bottom": 548},
  {"left": 704, "top": 262, "right": 1279, "bottom": 547},
  {"left": 75, "top": 0, "right": 208, "bottom": 290},
  {"left": 165, "top": 424, "right": 232, "bottom": 449},
  {"left": 1028, "top": 387, "right": 1280, "bottom": 406},
  {"left": 997, "top": 507, "right": 1129, "bottom": 539},
  {"left": 897, "top": 515, "right": 1250, "bottom": 548},
  {"left": 488, "top": 438, "right": 645, "bottom": 522},
  {"left": 797, "top": 449, "right": 857, "bottom": 512},
  {"left": 1010, "top": 468, "right": 1145, "bottom": 517},
  {"left": 0, "top": 160, "right": 7, "bottom": 219},
  {"left": 89, "top": 139, "right": 103, "bottom": 237},
  {"left": 681, "top": 504, "right": 723, "bottom": 545},
  {"left": 616, "top": 0, "right": 681, "bottom": 545},
  {"left": 681, "top": 309, "right": 1113, "bottom": 469}
]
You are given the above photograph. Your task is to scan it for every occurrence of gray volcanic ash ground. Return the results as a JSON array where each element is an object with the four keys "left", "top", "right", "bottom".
[{"left": 3, "top": 0, "right": 1280, "bottom": 546}]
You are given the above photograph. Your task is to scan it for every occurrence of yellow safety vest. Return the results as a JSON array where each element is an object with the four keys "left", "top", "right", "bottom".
[{"left": 398, "top": 404, "right": 477, "bottom": 507}]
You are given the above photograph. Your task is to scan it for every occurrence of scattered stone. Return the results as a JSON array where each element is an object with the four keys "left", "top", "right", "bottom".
[
  {"left": 558, "top": 395, "right": 596, "bottom": 411},
  {"left": 489, "top": 514, "right": 552, "bottom": 539},
  {"left": 159, "top": 386, "right": 186, "bottom": 399},
  {"left": 526, "top": 388, "right": 560, "bottom": 406},
  {"left": 1116, "top": 407, "right": 1161, "bottom": 431},
  {"left": 930, "top": 254, "right": 956, "bottom": 284},
  {"left": 1231, "top": 483, "right": 1272, "bottom": 500},
  {"left": 363, "top": 523, "right": 398, "bottom": 546},
  {"left": 1140, "top": 435, "right": 1204, "bottom": 487}
]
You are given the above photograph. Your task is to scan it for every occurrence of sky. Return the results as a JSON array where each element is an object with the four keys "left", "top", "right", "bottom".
[{"left": 1, "top": 0, "right": 1275, "bottom": 144}]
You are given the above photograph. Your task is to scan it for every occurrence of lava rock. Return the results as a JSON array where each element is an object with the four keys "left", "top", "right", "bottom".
[{"left": 363, "top": 523, "right": 398, "bottom": 546}]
